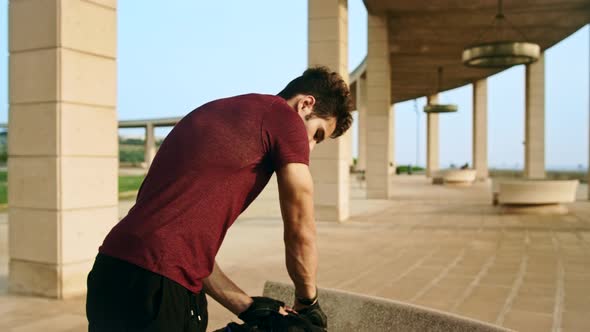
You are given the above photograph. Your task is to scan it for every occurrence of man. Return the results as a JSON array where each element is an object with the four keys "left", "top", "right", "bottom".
[{"left": 86, "top": 67, "right": 353, "bottom": 331}]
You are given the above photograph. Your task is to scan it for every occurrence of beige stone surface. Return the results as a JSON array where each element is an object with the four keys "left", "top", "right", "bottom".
[
  {"left": 8, "top": 157, "right": 117, "bottom": 209},
  {"left": 8, "top": 0, "right": 118, "bottom": 298},
  {"left": 8, "top": 259, "right": 60, "bottom": 298},
  {"left": 8, "top": 259, "right": 94, "bottom": 300},
  {"left": 60, "top": 260, "right": 96, "bottom": 299},
  {"left": 356, "top": 74, "right": 367, "bottom": 171},
  {"left": 8, "top": 209, "right": 59, "bottom": 264},
  {"left": 144, "top": 123, "right": 156, "bottom": 168},
  {"left": 444, "top": 169, "right": 477, "bottom": 185},
  {"left": 264, "top": 281, "right": 510, "bottom": 332},
  {"left": 308, "top": 0, "right": 350, "bottom": 222},
  {"left": 60, "top": 207, "right": 118, "bottom": 264},
  {"left": 9, "top": 49, "right": 58, "bottom": 103},
  {"left": 240, "top": 176, "right": 281, "bottom": 220},
  {"left": 524, "top": 54, "right": 546, "bottom": 179},
  {"left": 8, "top": 157, "right": 59, "bottom": 209},
  {"left": 61, "top": 104, "right": 118, "bottom": 156},
  {"left": 61, "top": 157, "right": 118, "bottom": 209},
  {"left": 366, "top": 13, "right": 393, "bottom": 199},
  {"left": 496, "top": 180, "right": 579, "bottom": 208},
  {"left": 60, "top": 49, "right": 117, "bottom": 107},
  {"left": 9, "top": 0, "right": 58, "bottom": 52},
  {"left": 61, "top": 0, "right": 117, "bottom": 57},
  {"left": 11, "top": 0, "right": 116, "bottom": 56},
  {"left": 426, "top": 94, "right": 440, "bottom": 178},
  {"left": 473, "top": 79, "right": 488, "bottom": 180},
  {"left": 1, "top": 176, "right": 590, "bottom": 331},
  {"left": 8, "top": 103, "right": 58, "bottom": 156},
  {"left": 362, "top": 1, "right": 589, "bottom": 103},
  {"left": 86, "top": 0, "right": 117, "bottom": 9}
]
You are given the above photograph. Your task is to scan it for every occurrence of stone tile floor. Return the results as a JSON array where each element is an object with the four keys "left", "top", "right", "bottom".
[{"left": 0, "top": 175, "right": 589, "bottom": 331}]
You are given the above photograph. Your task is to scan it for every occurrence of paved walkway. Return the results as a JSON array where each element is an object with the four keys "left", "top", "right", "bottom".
[{"left": 1, "top": 176, "right": 589, "bottom": 331}]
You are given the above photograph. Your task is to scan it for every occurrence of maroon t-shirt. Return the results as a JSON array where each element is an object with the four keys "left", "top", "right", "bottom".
[{"left": 99, "top": 94, "right": 310, "bottom": 293}]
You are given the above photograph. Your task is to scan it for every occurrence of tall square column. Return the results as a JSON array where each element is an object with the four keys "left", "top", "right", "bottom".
[
  {"left": 366, "top": 13, "right": 393, "bottom": 199},
  {"left": 473, "top": 79, "right": 488, "bottom": 180},
  {"left": 356, "top": 74, "right": 367, "bottom": 171},
  {"left": 144, "top": 123, "right": 156, "bottom": 168},
  {"left": 524, "top": 54, "right": 546, "bottom": 179},
  {"left": 426, "top": 94, "right": 439, "bottom": 177},
  {"left": 308, "top": 0, "right": 350, "bottom": 221},
  {"left": 8, "top": 0, "right": 118, "bottom": 298}
]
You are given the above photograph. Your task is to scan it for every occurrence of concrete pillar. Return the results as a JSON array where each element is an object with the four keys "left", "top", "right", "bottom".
[
  {"left": 8, "top": 0, "right": 118, "bottom": 298},
  {"left": 144, "top": 123, "right": 156, "bottom": 168},
  {"left": 473, "top": 79, "right": 489, "bottom": 180},
  {"left": 366, "top": 13, "right": 392, "bottom": 198},
  {"left": 308, "top": 0, "right": 350, "bottom": 221},
  {"left": 356, "top": 74, "right": 367, "bottom": 171},
  {"left": 426, "top": 94, "right": 439, "bottom": 177},
  {"left": 524, "top": 54, "right": 546, "bottom": 179}
]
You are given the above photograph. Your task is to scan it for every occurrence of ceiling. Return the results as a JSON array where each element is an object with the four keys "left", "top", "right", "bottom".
[{"left": 362, "top": 0, "right": 590, "bottom": 103}]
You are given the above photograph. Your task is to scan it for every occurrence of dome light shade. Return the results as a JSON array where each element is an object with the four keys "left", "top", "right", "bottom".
[
  {"left": 423, "top": 67, "right": 458, "bottom": 114},
  {"left": 462, "top": 41, "right": 540, "bottom": 68},
  {"left": 462, "top": 0, "right": 540, "bottom": 68},
  {"left": 423, "top": 104, "right": 458, "bottom": 113}
]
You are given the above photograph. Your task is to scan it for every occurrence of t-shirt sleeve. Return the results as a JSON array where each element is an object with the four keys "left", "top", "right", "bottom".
[{"left": 261, "top": 101, "right": 310, "bottom": 169}]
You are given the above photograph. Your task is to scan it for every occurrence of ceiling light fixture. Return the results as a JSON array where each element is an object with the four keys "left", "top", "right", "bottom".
[
  {"left": 423, "top": 67, "right": 458, "bottom": 114},
  {"left": 462, "top": 0, "right": 540, "bottom": 68}
]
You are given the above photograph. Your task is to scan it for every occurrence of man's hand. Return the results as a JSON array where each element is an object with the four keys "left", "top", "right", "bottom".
[
  {"left": 297, "top": 301, "right": 328, "bottom": 329},
  {"left": 237, "top": 297, "right": 287, "bottom": 324},
  {"left": 276, "top": 163, "right": 318, "bottom": 301},
  {"left": 202, "top": 262, "right": 253, "bottom": 315}
]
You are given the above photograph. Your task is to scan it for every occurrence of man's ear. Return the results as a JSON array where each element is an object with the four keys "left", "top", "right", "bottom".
[
  {"left": 303, "top": 95, "right": 316, "bottom": 109},
  {"left": 297, "top": 95, "right": 315, "bottom": 118}
]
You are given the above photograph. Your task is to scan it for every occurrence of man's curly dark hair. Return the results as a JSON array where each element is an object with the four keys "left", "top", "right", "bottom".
[{"left": 277, "top": 67, "right": 353, "bottom": 138}]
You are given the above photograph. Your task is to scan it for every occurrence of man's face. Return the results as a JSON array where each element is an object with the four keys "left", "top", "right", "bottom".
[{"left": 295, "top": 96, "right": 337, "bottom": 152}]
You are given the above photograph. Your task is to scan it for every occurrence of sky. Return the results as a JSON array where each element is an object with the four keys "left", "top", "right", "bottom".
[{"left": 0, "top": 1, "right": 588, "bottom": 170}]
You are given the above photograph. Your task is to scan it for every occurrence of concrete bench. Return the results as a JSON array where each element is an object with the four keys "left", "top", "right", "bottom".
[
  {"left": 443, "top": 169, "right": 477, "bottom": 186},
  {"left": 263, "top": 281, "right": 511, "bottom": 332},
  {"left": 492, "top": 179, "right": 579, "bottom": 214}
]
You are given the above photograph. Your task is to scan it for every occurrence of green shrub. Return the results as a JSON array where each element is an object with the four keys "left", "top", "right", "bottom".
[
  {"left": 119, "top": 149, "right": 145, "bottom": 163},
  {"left": 119, "top": 175, "right": 145, "bottom": 193}
]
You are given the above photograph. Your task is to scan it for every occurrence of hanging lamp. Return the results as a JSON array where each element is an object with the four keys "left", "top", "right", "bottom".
[
  {"left": 423, "top": 67, "right": 458, "bottom": 114},
  {"left": 462, "top": 0, "right": 540, "bottom": 68}
]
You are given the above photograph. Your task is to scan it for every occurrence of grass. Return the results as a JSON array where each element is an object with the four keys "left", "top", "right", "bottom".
[
  {"left": 119, "top": 174, "right": 145, "bottom": 193},
  {"left": 0, "top": 171, "right": 6, "bottom": 208}
]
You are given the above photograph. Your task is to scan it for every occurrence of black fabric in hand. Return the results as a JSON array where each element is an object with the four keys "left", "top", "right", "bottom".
[
  {"left": 238, "top": 297, "right": 285, "bottom": 324},
  {"left": 215, "top": 313, "right": 325, "bottom": 332},
  {"left": 297, "top": 301, "right": 327, "bottom": 330}
]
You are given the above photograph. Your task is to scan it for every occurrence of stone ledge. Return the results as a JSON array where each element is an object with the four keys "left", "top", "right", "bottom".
[{"left": 263, "top": 281, "right": 512, "bottom": 332}]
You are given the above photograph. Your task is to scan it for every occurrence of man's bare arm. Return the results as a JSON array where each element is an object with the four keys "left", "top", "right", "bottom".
[
  {"left": 276, "top": 163, "right": 318, "bottom": 305},
  {"left": 202, "top": 261, "right": 253, "bottom": 315}
]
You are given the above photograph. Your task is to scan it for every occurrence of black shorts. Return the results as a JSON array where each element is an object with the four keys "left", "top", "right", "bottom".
[{"left": 86, "top": 253, "right": 208, "bottom": 332}]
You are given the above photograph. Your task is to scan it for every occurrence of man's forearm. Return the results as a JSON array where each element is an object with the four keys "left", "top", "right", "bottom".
[
  {"left": 202, "top": 262, "right": 253, "bottom": 315},
  {"left": 284, "top": 226, "right": 318, "bottom": 300},
  {"left": 276, "top": 163, "right": 320, "bottom": 304}
]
